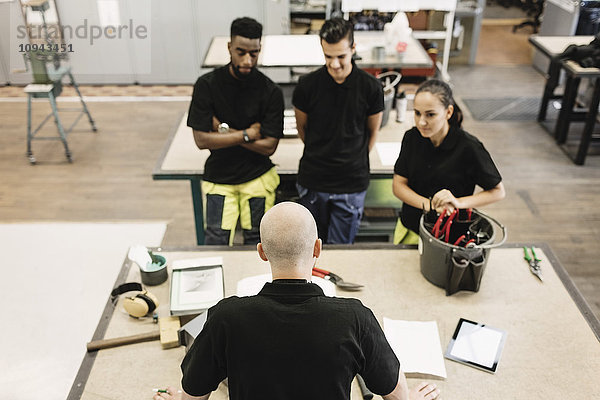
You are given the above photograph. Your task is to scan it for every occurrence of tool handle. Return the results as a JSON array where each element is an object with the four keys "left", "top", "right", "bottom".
[
  {"left": 86, "top": 331, "right": 159, "bottom": 352},
  {"left": 312, "top": 270, "right": 326, "bottom": 278},
  {"left": 523, "top": 246, "right": 532, "bottom": 261},
  {"left": 531, "top": 247, "right": 540, "bottom": 261},
  {"left": 312, "top": 267, "right": 329, "bottom": 275},
  {"left": 356, "top": 375, "right": 374, "bottom": 400}
]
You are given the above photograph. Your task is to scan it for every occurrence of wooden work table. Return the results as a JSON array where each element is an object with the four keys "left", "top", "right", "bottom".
[{"left": 69, "top": 244, "right": 600, "bottom": 400}]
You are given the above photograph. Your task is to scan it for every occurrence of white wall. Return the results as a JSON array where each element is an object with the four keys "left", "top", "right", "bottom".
[{"left": 0, "top": 0, "right": 290, "bottom": 85}]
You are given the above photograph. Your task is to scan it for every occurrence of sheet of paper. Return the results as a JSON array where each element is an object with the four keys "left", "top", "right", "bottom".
[
  {"left": 384, "top": 318, "right": 447, "bottom": 378},
  {"left": 178, "top": 267, "right": 223, "bottom": 305},
  {"left": 237, "top": 273, "right": 336, "bottom": 297},
  {"left": 260, "top": 35, "right": 324, "bottom": 66},
  {"left": 375, "top": 142, "right": 402, "bottom": 166}
]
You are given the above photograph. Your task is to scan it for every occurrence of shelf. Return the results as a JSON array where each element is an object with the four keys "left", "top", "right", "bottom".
[{"left": 412, "top": 30, "right": 449, "bottom": 40}]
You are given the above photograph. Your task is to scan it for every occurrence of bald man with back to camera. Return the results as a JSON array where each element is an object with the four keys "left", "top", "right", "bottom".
[{"left": 154, "top": 202, "right": 441, "bottom": 400}]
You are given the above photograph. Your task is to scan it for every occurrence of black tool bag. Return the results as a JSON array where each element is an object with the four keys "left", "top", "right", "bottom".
[
  {"left": 419, "top": 209, "right": 506, "bottom": 296},
  {"left": 558, "top": 33, "right": 600, "bottom": 68}
]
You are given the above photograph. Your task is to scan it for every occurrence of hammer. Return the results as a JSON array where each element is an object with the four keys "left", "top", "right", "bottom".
[
  {"left": 86, "top": 316, "right": 180, "bottom": 352},
  {"left": 356, "top": 374, "right": 374, "bottom": 400}
]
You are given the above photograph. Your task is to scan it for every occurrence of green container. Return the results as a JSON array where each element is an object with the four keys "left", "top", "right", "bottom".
[{"left": 141, "top": 254, "right": 168, "bottom": 286}]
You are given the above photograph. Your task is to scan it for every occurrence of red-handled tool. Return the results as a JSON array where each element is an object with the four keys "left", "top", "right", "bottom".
[
  {"left": 453, "top": 235, "right": 466, "bottom": 246},
  {"left": 312, "top": 267, "right": 363, "bottom": 291},
  {"left": 432, "top": 210, "right": 447, "bottom": 238}
]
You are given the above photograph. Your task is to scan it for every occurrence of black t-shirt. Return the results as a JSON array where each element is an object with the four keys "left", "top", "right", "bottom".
[
  {"left": 394, "top": 126, "right": 502, "bottom": 232},
  {"left": 181, "top": 280, "right": 400, "bottom": 400},
  {"left": 292, "top": 64, "right": 384, "bottom": 193},
  {"left": 187, "top": 65, "right": 284, "bottom": 184}
]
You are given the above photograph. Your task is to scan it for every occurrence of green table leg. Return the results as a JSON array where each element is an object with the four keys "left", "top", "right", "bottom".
[{"left": 190, "top": 178, "right": 205, "bottom": 245}]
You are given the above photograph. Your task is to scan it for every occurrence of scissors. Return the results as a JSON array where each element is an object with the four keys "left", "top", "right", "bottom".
[
  {"left": 523, "top": 246, "right": 543, "bottom": 282},
  {"left": 312, "top": 267, "right": 363, "bottom": 291}
]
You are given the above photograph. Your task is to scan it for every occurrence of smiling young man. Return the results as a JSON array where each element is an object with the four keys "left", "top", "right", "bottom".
[
  {"left": 292, "top": 18, "right": 384, "bottom": 244},
  {"left": 187, "top": 17, "right": 284, "bottom": 245}
]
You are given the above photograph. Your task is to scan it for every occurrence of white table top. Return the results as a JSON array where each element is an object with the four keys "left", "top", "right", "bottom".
[
  {"left": 203, "top": 32, "right": 432, "bottom": 69},
  {"left": 155, "top": 112, "right": 414, "bottom": 177},
  {"left": 529, "top": 35, "right": 595, "bottom": 58}
]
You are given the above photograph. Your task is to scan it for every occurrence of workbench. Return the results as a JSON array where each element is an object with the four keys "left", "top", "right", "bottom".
[
  {"left": 68, "top": 243, "right": 600, "bottom": 400},
  {"left": 529, "top": 35, "right": 600, "bottom": 165},
  {"left": 528, "top": 35, "right": 594, "bottom": 123},
  {"left": 203, "top": 32, "right": 433, "bottom": 70},
  {"left": 153, "top": 114, "right": 412, "bottom": 245},
  {"left": 554, "top": 60, "right": 600, "bottom": 165}
]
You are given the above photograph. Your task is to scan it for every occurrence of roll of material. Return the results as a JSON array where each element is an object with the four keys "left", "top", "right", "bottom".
[{"left": 140, "top": 254, "right": 168, "bottom": 286}]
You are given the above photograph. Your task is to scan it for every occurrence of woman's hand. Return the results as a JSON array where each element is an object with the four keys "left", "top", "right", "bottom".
[
  {"left": 432, "top": 189, "right": 460, "bottom": 213},
  {"left": 153, "top": 387, "right": 182, "bottom": 400}
]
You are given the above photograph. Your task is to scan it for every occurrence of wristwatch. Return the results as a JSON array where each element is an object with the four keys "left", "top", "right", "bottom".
[
  {"left": 242, "top": 129, "right": 252, "bottom": 143},
  {"left": 217, "top": 122, "right": 229, "bottom": 133}
]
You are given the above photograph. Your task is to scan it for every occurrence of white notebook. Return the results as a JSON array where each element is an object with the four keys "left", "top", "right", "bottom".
[
  {"left": 169, "top": 257, "right": 224, "bottom": 316},
  {"left": 384, "top": 319, "right": 447, "bottom": 379}
]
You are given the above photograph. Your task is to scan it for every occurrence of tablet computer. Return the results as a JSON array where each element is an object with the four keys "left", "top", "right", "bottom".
[{"left": 444, "top": 318, "right": 507, "bottom": 373}]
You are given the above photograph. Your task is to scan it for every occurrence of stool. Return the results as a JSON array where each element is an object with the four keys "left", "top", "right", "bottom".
[{"left": 24, "top": 66, "right": 96, "bottom": 164}]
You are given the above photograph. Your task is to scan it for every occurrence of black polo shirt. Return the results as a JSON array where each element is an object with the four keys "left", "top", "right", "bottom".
[
  {"left": 187, "top": 64, "right": 284, "bottom": 184},
  {"left": 181, "top": 280, "right": 400, "bottom": 400},
  {"left": 292, "top": 63, "right": 384, "bottom": 193},
  {"left": 394, "top": 126, "right": 502, "bottom": 232}
]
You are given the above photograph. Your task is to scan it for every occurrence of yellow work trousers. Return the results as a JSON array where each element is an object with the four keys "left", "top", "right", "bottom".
[
  {"left": 202, "top": 167, "right": 279, "bottom": 246},
  {"left": 393, "top": 218, "right": 420, "bottom": 245}
]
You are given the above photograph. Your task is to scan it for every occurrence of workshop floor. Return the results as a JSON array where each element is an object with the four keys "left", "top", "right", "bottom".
[{"left": 1, "top": 23, "right": 599, "bottom": 399}]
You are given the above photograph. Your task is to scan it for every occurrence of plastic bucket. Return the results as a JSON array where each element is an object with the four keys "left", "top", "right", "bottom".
[{"left": 419, "top": 209, "right": 506, "bottom": 295}]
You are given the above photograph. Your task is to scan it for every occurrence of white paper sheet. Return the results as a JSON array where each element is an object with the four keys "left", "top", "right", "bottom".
[
  {"left": 178, "top": 267, "right": 223, "bottom": 305},
  {"left": 375, "top": 142, "right": 402, "bottom": 166},
  {"left": 237, "top": 273, "right": 336, "bottom": 297},
  {"left": 384, "top": 318, "right": 447, "bottom": 378},
  {"left": 260, "top": 35, "right": 325, "bottom": 66}
]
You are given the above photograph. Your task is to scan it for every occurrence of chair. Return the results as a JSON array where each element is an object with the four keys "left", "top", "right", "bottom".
[
  {"left": 24, "top": 50, "right": 97, "bottom": 164},
  {"left": 512, "top": 0, "right": 544, "bottom": 33}
]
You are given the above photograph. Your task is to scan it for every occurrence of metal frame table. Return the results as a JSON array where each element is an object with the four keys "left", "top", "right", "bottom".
[
  {"left": 528, "top": 35, "right": 594, "bottom": 123},
  {"left": 153, "top": 113, "right": 412, "bottom": 245},
  {"left": 528, "top": 35, "right": 600, "bottom": 164},
  {"left": 554, "top": 60, "right": 600, "bottom": 165}
]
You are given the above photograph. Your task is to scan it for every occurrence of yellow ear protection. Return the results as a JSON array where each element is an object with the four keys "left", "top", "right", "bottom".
[{"left": 111, "top": 282, "right": 159, "bottom": 318}]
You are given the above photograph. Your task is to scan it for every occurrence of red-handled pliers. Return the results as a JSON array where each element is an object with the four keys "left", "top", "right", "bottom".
[
  {"left": 312, "top": 267, "right": 363, "bottom": 291},
  {"left": 432, "top": 210, "right": 447, "bottom": 238}
]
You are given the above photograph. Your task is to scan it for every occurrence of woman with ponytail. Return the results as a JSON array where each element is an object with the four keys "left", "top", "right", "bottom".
[{"left": 392, "top": 79, "right": 505, "bottom": 244}]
